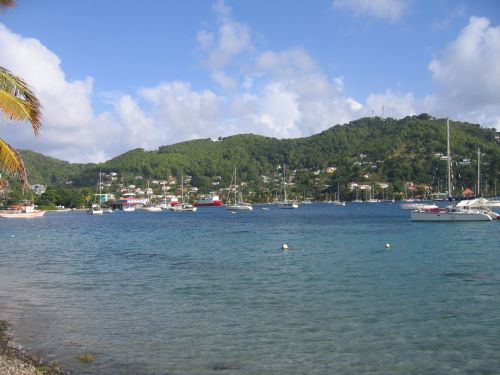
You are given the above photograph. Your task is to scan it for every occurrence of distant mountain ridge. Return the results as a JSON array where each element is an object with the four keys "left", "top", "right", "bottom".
[{"left": 18, "top": 115, "right": 500, "bottom": 195}]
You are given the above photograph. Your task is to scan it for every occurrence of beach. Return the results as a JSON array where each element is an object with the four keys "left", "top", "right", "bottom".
[{"left": 0, "top": 321, "right": 64, "bottom": 375}]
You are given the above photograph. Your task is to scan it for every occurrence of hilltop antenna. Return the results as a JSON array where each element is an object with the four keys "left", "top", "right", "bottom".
[{"left": 381, "top": 106, "right": 385, "bottom": 120}]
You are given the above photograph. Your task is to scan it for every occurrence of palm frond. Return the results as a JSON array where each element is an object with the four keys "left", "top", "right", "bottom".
[
  {"left": 0, "top": 0, "right": 15, "bottom": 14},
  {"left": 0, "top": 66, "right": 41, "bottom": 134},
  {"left": 0, "top": 137, "right": 28, "bottom": 189}
]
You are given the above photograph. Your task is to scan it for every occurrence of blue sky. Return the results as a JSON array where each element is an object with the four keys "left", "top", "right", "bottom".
[{"left": 1, "top": 0, "right": 499, "bottom": 162}]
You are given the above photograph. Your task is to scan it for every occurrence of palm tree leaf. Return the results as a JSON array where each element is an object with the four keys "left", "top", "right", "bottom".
[
  {"left": 0, "top": 0, "right": 16, "bottom": 14},
  {"left": 0, "top": 67, "right": 41, "bottom": 134},
  {"left": 0, "top": 90, "right": 36, "bottom": 124},
  {"left": 0, "top": 137, "right": 28, "bottom": 188}
]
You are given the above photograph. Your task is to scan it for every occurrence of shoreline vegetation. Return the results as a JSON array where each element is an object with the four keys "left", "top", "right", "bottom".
[{"left": 0, "top": 320, "right": 65, "bottom": 375}]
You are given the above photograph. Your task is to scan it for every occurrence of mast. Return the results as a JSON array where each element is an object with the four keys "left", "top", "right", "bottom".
[
  {"left": 181, "top": 175, "right": 184, "bottom": 203},
  {"left": 447, "top": 118, "right": 452, "bottom": 199},
  {"left": 477, "top": 148, "right": 481, "bottom": 196},
  {"left": 233, "top": 168, "right": 237, "bottom": 204},
  {"left": 283, "top": 166, "right": 287, "bottom": 201}
]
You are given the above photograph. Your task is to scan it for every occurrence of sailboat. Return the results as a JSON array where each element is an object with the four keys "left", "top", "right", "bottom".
[
  {"left": 88, "top": 172, "right": 104, "bottom": 215},
  {"left": 452, "top": 148, "right": 500, "bottom": 218},
  {"left": 141, "top": 180, "right": 162, "bottom": 212},
  {"left": 225, "top": 168, "right": 253, "bottom": 211},
  {"left": 331, "top": 182, "right": 345, "bottom": 206},
  {"left": 411, "top": 119, "right": 495, "bottom": 221},
  {"left": 170, "top": 175, "right": 197, "bottom": 212},
  {"left": 278, "top": 165, "right": 299, "bottom": 209}
]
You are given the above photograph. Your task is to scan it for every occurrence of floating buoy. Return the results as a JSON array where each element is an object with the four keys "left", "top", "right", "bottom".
[
  {"left": 282, "top": 243, "right": 289, "bottom": 251},
  {"left": 385, "top": 243, "right": 391, "bottom": 249}
]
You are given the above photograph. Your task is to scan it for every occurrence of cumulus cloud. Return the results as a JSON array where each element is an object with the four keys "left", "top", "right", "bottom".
[
  {"left": 192, "top": 3, "right": 367, "bottom": 139},
  {"left": 138, "top": 81, "right": 221, "bottom": 141},
  {"left": 0, "top": 23, "right": 121, "bottom": 162},
  {"left": 366, "top": 90, "right": 419, "bottom": 118},
  {"left": 0, "top": 0, "right": 368, "bottom": 163},
  {"left": 429, "top": 16, "right": 500, "bottom": 109},
  {"left": 367, "top": 16, "right": 500, "bottom": 128},
  {"left": 198, "top": 0, "right": 253, "bottom": 69},
  {"left": 332, "top": 0, "right": 411, "bottom": 21},
  {"left": 2, "top": 1, "right": 499, "bottom": 165}
]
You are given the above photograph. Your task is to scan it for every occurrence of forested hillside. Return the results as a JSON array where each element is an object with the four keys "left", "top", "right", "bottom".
[{"left": 16, "top": 114, "right": 500, "bottom": 199}]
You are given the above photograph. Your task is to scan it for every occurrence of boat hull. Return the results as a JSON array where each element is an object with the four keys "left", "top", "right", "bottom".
[
  {"left": 278, "top": 202, "right": 299, "bottom": 209},
  {"left": 194, "top": 202, "right": 223, "bottom": 207},
  {"left": 401, "top": 203, "right": 438, "bottom": 210},
  {"left": 194, "top": 196, "right": 223, "bottom": 207},
  {"left": 141, "top": 206, "right": 162, "bottom": 212},
  {"left": 226, "top": 204, "right": 253, "bottom": 211},
  {"left": 0, "top": 211, "right": 46, "bottom": 218},
  {"left": 410, "top": 210, "right": 492, "bottom": 221},
  {"left": 170, "top": 204, "right": 197, "bottom": 212}
]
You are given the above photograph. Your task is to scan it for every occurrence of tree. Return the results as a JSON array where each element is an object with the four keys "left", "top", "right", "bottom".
[{"left": 0, "top": 1, "right": 42, "bottom": 189}]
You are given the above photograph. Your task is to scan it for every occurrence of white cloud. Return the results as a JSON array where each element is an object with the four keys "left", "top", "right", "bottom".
[
  {"left": 255, "top": 48, "right": 317, "bottom": 78},
  {"left": 429, "top": 16, "right": 500, "bottom": 109},
  {"left": 0, "top": 23, "right": 121, "bottom": 162},
  {"left": 332, "top": 0, "right": 411, "bottom": 21},
  {"left": 114, "top": 95, "right": 157, "bottom": 150},
  {"left": 255, "top": 83, "right": 302, "bottom": 138},
  {"left": 3, "top": 2, "right": 499, "bottom": 167},
  {"left": 198, "top": 0, "right": 253, "bottom": 69},
  {"left": 211, "top": 70, "right": 237, "bottom": 90},
  {"left": 366, "top": 90, "right": 418, "bottom": 118},
  {"left": 0, "top": 0, "right": 370, "bottom": 163},
  {"left": 138, "top": 81, "right": 221, "bottom": 141},
  {"left": 360, "top": 16, "right": 500, "bottom": 129}
]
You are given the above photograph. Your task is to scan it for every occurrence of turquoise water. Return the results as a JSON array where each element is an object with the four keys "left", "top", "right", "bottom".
[{"left": 1, "top": 203, "right": 499, "bottom": 374}]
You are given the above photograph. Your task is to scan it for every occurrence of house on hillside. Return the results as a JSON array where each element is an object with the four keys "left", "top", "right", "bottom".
[
  {"left": 31, "top": 184, "right": 46, "bottom": 195},
  {"left": 463, "top": 188, "right": 474, "bottom": 197}
]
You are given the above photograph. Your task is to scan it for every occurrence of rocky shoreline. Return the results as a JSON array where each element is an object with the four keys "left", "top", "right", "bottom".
[{"left": 0, "top": 320, "right": 66, "bottom": 375}]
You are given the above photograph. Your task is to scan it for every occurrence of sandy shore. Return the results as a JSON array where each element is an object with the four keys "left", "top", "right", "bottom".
[{"left": 0, "top": 321, "right": 66, "bottom": 375}]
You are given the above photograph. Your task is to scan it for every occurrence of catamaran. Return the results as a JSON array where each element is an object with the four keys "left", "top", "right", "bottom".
[{"left": 410, "top": 119, "right": 497, "bottom": 221}]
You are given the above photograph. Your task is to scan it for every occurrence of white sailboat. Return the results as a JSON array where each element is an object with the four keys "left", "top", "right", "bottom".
[
  {"left": 451, "top": 148, "right": 500, "bottom": 219},
  {"left": 331, "top": 182, "right": 345, "bottom": 206},
  {"left": 411, "top": 119, "right": 495, "bottom": 221},
  {"left": 170, "top": 175, "right": 197, "bottom": 212},
  {"left": 140, "top": 180, "right": 162, "bottom": 212},
  {"left": 88, "top": 172, "right": 104, "bottom": 215},
  {"left": 278, "top": 165, "right": 299, "bottom": 209},
  {"left": 226, "top": 168, "right": 253, "bottom": 211}
]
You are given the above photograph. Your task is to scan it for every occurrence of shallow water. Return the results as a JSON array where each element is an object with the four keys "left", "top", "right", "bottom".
[{"left": 1, "top": 203, "right": 499, "bottom": 374}]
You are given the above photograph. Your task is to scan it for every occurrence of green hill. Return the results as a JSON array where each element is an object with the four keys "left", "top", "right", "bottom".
[{"left": 14, "top": 114, "right": 500, "bottom": 199}]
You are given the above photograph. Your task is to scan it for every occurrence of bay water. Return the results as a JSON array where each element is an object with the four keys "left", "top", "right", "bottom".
[{"left": 1, "top": 203, "right": 499, "bottom": 374}]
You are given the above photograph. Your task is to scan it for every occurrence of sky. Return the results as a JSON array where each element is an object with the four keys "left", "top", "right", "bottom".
[{"left": 1, "top": 0, "right": 499, "bottom": 163}]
